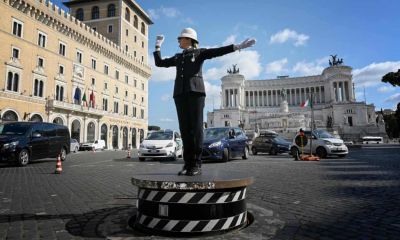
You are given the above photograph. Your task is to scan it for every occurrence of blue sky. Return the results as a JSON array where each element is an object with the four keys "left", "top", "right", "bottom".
[{"left": 56, "top": 0, "right": 400, "bottom": 131}]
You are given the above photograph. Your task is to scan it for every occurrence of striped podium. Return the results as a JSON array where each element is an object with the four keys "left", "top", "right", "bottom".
[{"left": 131, "top": 170, "right": 253, "bottom": 236}]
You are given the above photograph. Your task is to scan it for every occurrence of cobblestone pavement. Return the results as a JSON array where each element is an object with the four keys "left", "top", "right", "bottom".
[{"left": 0, "top": 146, "right": 399, "bottom": 240}]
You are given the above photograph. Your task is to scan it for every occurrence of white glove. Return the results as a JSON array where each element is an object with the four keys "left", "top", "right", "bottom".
[
  {"left": 155, "top": 35, "right": 164, "bottom": 48},
  {"left": 234, "top": 38, "right": 256, "bottom": 51}
]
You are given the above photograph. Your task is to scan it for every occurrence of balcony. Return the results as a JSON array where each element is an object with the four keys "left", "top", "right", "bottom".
[{"left": 47, "top": 99, "right": 105, "bottom": 117}]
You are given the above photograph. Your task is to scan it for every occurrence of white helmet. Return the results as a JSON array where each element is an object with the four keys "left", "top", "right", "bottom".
[{"left": 178, "top": 28, "right": 198, "bottom": 43}]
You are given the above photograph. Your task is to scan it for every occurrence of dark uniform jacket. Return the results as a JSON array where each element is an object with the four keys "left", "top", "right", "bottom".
[{"left": 154, "top": 45, "right": 235, "bottom": 98}]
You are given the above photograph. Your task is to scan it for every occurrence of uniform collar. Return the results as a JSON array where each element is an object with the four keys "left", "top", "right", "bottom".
[{"left": 182, "top": 47, "right": 194, "bottom": 54}]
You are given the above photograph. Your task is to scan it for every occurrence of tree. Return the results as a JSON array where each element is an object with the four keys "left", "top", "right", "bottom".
[
  {"left": 382, "top": 69, "right": 400, "bottom": 87},
  {"left": 148, "top": 125, "right": 161, "bottom": 131}
]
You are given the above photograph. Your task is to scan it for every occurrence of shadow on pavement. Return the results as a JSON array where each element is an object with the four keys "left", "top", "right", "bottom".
[{"left": 0, "top": 206, "right": 151, "bottom": 238}]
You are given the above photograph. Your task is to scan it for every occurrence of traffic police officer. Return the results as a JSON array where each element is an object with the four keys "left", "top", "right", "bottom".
[{"left": 154, "top": 28, "right": 255, "bottom": 176}]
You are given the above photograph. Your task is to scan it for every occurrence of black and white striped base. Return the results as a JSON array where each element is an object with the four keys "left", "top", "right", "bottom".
[
  {"left": 131, "top": 171, "right": 253, "bottom": 236},
  {"left": 134, "top": 187, "right": 248, "bottom": 235}
]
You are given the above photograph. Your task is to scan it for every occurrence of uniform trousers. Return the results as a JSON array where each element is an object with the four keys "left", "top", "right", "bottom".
[{"left": 174, "top": 92, "right": 205, "bottom": 168}]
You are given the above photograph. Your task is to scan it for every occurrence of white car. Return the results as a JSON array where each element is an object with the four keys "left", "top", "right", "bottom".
[
  {"left": 70, "top": 138, "right": 80, "bottom": 153},
  {"left": 290, "top": 129, "right": 348, "bottom": 159},
  {"left": 138, "top": 130, "right": 183, "bottom": 161},
  {"left": 80, "top": 139, "right": 106, "bottom": 151}
]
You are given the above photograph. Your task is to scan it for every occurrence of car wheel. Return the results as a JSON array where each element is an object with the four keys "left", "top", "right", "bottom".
[
  {"left": 251, "top": 147, "right": 257, "bottom": 155},
  {"left": 291, "top": 147, "right": 300, "bottom": 161},
  {"left": 269, "top": 147, "right": 278, "bottom": 155},
  {"left": 337, "top": 154, "right": 347, "bottom": 158},
  {"left": 17, "top": 149, "right": 30, "bottom": 167},
  {"left": 242, "top": 146, "right": 249, "bottom": 159},
  {"left": 60, "top": 147, "right": 67, "bottom": 161},
  {"left": 139, "top": 157, "right": 145, "bottom": 162},
  {"left": 222, "top": 148, "right": 229, "bottom": 162},
  {"left": 316, "top": 147, "right": 327, "bottom": 159}
]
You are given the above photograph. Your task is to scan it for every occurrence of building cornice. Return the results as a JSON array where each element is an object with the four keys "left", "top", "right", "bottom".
[{"left": 4, "top": 0, "right": 151, "bottom": 79}]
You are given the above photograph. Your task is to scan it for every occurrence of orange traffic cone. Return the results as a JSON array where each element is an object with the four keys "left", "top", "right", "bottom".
[
  {"left": 55, "top": 155, "right": 62, "bottom": 174},
  {"left": 127, "top": 149, "right": 131, "bottom": 158}
]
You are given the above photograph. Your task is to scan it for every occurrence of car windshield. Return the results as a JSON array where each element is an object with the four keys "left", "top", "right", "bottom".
[
  {"left": 272, "top": 136, "right": 288, "bottom": 144},
  {"left": 204, "top": 128, "right": 229, "bottom": 140},
  {"left": 0, "top": 124, "right": 30, "bottom": 136},
  {"left": 313, "top": 130, "right": 334, "bottom": 139},
  {"left": 146, "top": 131, "right": 173, "bottom": 140}
]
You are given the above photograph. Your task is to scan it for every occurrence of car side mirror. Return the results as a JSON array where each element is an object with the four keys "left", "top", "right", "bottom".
[{"left": 32, "top": 132, "right": 41, "bottom": 138}]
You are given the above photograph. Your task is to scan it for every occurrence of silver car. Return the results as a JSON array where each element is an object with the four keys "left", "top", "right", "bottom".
[{"left": 70, "top": 138, "right": 80, "bottom": 153}]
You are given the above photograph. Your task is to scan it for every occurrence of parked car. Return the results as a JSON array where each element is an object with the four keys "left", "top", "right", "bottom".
[
  {"left": 202, "top": 127, "right": 249, "bottom": 162},
  {"left": 290, "top": 129, "right": 348, "bottom": 159},
  {"left": 251, "top": 133, "right": 291, "bottom": 155},
  {"left": 0, "top": 121, "right": 70, "bottom": 166},
  {"left": 79, "top": 139, "right": 106, "bottom": 151},
  {"left": 138, "top": 130, "right": 183, "bottom": 161},
  {"left": 70, "top": 138, "right": 80, "bottom": 153}
]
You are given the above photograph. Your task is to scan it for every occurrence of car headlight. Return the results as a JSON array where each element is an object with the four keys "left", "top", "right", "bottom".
[
  {"left": 323, "top": 140, "right": 333, "bottom": 146},
  {"left": 2, "top": 141, "right": 19, "bottom": 150},
  {"left": 209, "top": 141, "right": 222, "bottom": 148},
  {"left": 166, "top": 142, "right": 173, "bottom": 148}
]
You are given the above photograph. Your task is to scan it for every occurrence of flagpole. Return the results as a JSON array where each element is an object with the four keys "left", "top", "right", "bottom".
[{"left": 310, "top": 92, "right": 314, "bottom": 155}]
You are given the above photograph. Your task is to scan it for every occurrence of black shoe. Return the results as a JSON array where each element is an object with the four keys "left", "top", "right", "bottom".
[
  {"left": 186, "top": 166, "right": 202, "bottom": 176},
  {"left": 178, "top": 166, "right": 188, "bottom": 175}
]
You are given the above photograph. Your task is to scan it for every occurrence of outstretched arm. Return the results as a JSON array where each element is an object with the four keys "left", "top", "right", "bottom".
[
  {"left": 200, "top": 38, "right": 256, "bottom": 60},
  {"left": 153, "top": 35, "right": 176, "bottom": 67}
]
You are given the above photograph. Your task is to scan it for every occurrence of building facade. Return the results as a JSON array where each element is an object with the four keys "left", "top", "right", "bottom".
[
  {"left": 0, "top": 0, "right": 152, "bottom": 149},
  {"left": 207, "top": 63, "right": 386, "bottom": 141}
]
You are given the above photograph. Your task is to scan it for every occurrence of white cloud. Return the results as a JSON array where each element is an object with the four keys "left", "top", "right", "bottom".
[
  {"left": 265, "top": 58, "right": 288, "bottom": 74},
  {"left": 161, "top": 94, "right": 170, "bottom": 101},
  {"left": 223, "top": 35, "right": 237, "bottom": 45},
  {"left": 377, "top": 86, "right": 395, "bottom": 93},
  {"left": 292, "top": 57, "right": 329, "bottom": 76},
  {"left": 204, "top": 50, "right": 262, "bottom": 80},
  {"left": 148, "top": 6, "right": 181, "bottom": 20},
  {"left": 204, "top": 81, "right": 221, "bottom": 109},
  {"left": 353, "top": 61, "right": 400, "bottom": 87},
  {"left": 149, "top": 56, "right": 176, "bottom": 82},
  {"left": 270, "top": 28, "right": 310, "bottom": 46},
  {"left": 384, "top": 93, "right": 400, "bottom": 103},
  {"left": 160, "top": 118, "right": 174, "bottom": 122}
]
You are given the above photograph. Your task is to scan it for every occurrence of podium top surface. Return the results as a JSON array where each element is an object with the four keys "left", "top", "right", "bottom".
[{"left": 131, "top": 169, "right": 253, "bottom": 190}]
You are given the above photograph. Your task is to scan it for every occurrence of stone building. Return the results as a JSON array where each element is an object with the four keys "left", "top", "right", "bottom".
[
  {"left": 0, "top": 0, "right": 152, "bottom": 149},
  {"left": 207, "top": 61, "right": 387, "bottom": 141}
]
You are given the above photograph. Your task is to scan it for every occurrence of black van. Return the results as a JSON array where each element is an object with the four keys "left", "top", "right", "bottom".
[{"left": 0, "top": 122, "right": 70, "bottom": 166}]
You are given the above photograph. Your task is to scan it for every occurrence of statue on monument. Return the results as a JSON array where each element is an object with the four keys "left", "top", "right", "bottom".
[
  {"left": 227, "top": 64, "right": 240, "bottom": 74},
  {"left": 329, "top": 54, "right": 344, "bottom": 66},
  {"left": 280, "top": 88, "right": 287, "bottom": 101}
]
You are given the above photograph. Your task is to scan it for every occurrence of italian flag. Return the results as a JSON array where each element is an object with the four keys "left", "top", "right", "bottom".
[
  {"left": 300, "top": 99, "right": 310, "bottom": 108},
  {"left": 82, "top": 91, "right": 88, "bottom": 107}
]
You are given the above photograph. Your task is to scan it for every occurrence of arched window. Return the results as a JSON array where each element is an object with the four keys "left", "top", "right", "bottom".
[
  {"left": 33, "top": 79, "right": 44, "bottom": 97},
  {"left": 1, "top": 110, "right": 18, "bottom": 122},
  {"left": 53, "top": 117, "right": 64, "bottom": 125},
  {"left": 107, "top": 4, "right": 115, "bottom": 17},
  {"left": 30, "top": 114, "right": 43, "bottom": 122},
  {"left": 141, "top": 22, "right": 146, "bottom": 35},
  {"left": 7, "top": 72, "right": 13, "bottom": 91},
  {"left": 92, "top": 6, "right": 99, "bottom": 19},
  {"left": 6, "top": 72, "right": 19, "bottom": 92},
  {"left": 125, "top": 8, "right": 130, "bottom": 22},
  {"left": 76, "top": 8, "right": 84, "bottom": 21},
  {"left": 13, "top": 73, "right": 19, "bottom": 92},
  {"left": 134, "top": 15, "right": 138, "bottom": 28}
]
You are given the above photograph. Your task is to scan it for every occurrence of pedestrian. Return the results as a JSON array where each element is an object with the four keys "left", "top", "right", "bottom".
[{"left": 154, "top": 28, "right": 256, "bottom": 176}]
